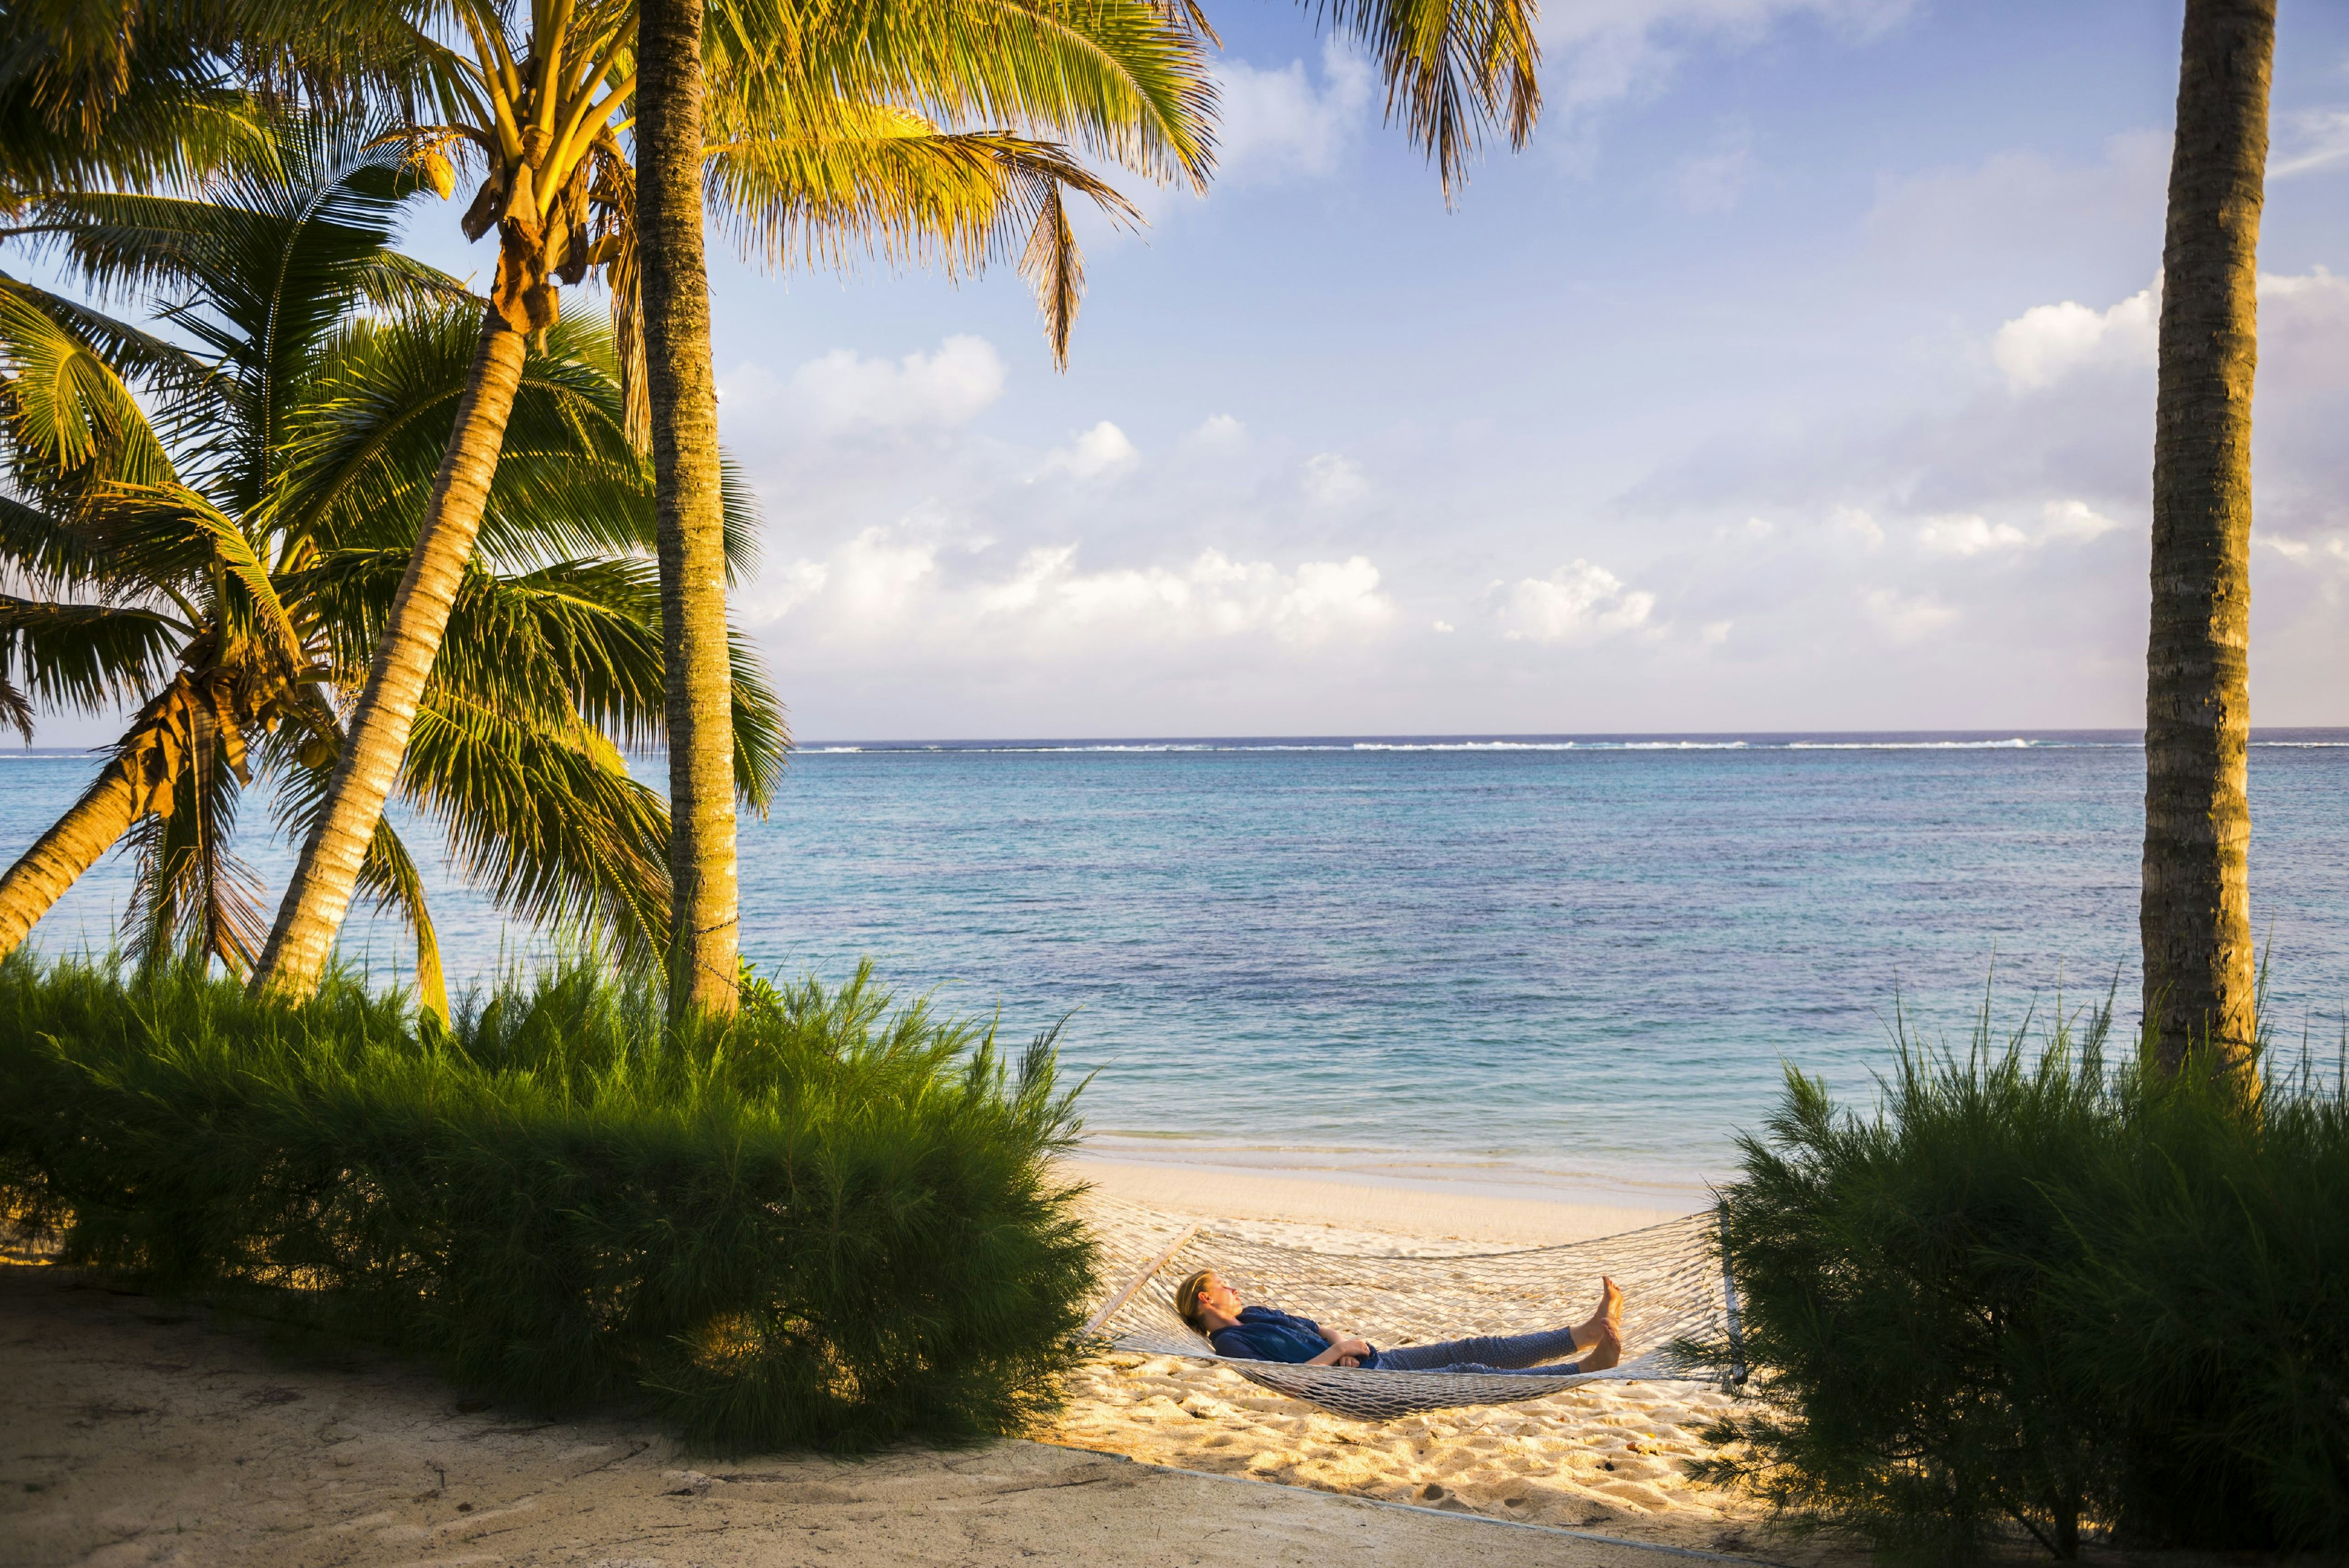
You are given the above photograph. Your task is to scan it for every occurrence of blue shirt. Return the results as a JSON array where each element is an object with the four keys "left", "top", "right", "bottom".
[{"left": 1208, "top": 1306, "right": 1379, "bottom": 1367}]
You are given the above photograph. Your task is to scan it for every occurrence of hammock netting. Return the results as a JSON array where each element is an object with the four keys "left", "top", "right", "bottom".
[{"left": 1086, "top": 1209, "right": 1743, "bottom": 1421}]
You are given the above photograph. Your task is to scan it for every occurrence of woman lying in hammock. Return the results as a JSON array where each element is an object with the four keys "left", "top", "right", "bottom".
[{"left": 1173, "top": 1271, "right": 1624, "bottom": 1375}]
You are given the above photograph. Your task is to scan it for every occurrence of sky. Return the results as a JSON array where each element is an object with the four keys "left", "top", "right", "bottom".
[
  {"left": 633, "top": 0, "right": 2349, "bottom": 742},
  {"left": 58, "top": 1, "right": 2349, "bottom": 743}
]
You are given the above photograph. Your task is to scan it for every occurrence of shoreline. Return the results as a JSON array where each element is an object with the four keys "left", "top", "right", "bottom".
[{"left": 1064, "top": 1155, "right": 1696, "bottom": 1247}]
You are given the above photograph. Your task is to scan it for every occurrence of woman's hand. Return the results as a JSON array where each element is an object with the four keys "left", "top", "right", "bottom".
[{"left": 1307, "top": 1334, "right": 1374, "bottom": 1367}]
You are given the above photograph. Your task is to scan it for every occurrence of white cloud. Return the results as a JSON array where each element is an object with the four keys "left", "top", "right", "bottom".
[
  {"left": 1989, "top": 270, "right": 2349, "bottom": 398},
  {"left": 1498, "top": 561, "right": 1658, "bottom": 644},
  {"left": 782, "top": 335, "right": 1006, "bottom": 432},
  {"left": 2258, "top": 532, "right": 2349, "bottom": 567},
  {"left": 1915, "top": 514, "right": 2030, "bottom": 556},
  {"left": 1674, "top": 125, "right": 1753, "bottom": 213},
  {"left": 2272, "top": 108, "right": 2349, "bottom": 179},
  {"left": 1831, "top": 506, "right": 1885, "bottom": 549},
  {"left": 1188, "top": 413, "right": 1248, "bottom": 448},
  {"left": 1862, "top": 587, "right": 1958, "bottom": 644},
  {"left": 1036, "top": 420, "right": 1139, "bottom": 481},
  {"left": 1213, "top": 40, "right": 1373, "bottom": 184},
  {"left": 2039, "top": 499, "right": 2123, "bottom": 542},
  {"left": 766, "top": 527, "right": 1396, "bottom": 652},
  {"left": 1302, "top": 452, "right": 1372, "bottom": 507},
  {"left": 1992, "top": 283, "right": 2158, "bottom": 390}
]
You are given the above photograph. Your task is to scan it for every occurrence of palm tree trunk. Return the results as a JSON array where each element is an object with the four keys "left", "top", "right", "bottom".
[
  {"left": 0, "top": 760, "right": 141, "bottom": 959},
  {"left": 638, "top": 0, "right": 741, "bottom": 1020},
  {"left": 248, "top": 311, "right": 532, "bottom": 1004},
  {"left": 2142, "top": 0, "right": 2272, "bottom": 1076}
]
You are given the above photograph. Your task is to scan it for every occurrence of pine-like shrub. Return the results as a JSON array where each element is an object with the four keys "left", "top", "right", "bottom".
[
  {"left": 0, "top": 955, "right": 1097, "bottom": 1450},
  {"left": 1695, "top": 995, "right": 2349, "bottom": 1561}
]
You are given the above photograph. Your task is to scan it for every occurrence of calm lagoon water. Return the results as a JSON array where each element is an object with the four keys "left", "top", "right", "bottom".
[{"left": 12, "top": 731, "right": 2349, "bottom": 1202}]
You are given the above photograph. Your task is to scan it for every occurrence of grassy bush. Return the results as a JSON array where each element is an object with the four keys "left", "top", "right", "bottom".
[
  {"left": 0, "top": 954, "right": 1097, "bottom": 1450},
  {"left": 1697, "top": 994, "right": 2349, "bottom": 1562}
]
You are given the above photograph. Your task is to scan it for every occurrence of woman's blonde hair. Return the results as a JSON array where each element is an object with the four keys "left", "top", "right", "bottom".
[{"left": 1174, "top": 1269, "right": 1216, "bottom": 1330}]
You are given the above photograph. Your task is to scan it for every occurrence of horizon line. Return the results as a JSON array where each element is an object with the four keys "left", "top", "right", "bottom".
[{"left": 10, "top": 725, "right": 2349, "bottom": 760}]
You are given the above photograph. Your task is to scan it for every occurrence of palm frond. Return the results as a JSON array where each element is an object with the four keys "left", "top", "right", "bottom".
[
  {"left": 703, "top": 104, "right": 1140, "bottom": 281},
  {"left": 353, "top": 812, "right": 450, "bottom": 1022},
  {"left": 708, "top": 0, "right": 1219, "bottom": 193},
  {"left": 396, "top": 690, "right": 673, "bottom": 973},
  {"left": 727, "top": 626, "right": 789, "bottom": 816},
  {"left": 0, "top": 667, "right": 32, "bottom": 741},
  {"left": 268, "top": 306, "right": 658, "bottom": 567},
  {"left": 299, "top": 547, "right": 670, "bottom": 748},
  {"left": 0, "top": 275, "right": 176, "bottom": 490},
  {"left": 0, "top": 273, "right": 222, "bottom": 411},
  {"left": 0, "top": 3, "right": 266, "bottom": 203},
  {"left": 79, "top": 481, "right": 311, "bottom": 669},
  {"left": 1019, "top": 183, "right": 1082, "bottom": 368},
  {"left": 1312, "top": 0, "right": 1540, "bottom": 199},
  {"left": 27, "top": 111, "right": 467, "bottom": 508},
  {"left": 119, "top": 686, "right": 264, "bottom": 975},
  {"left": 0, "top": 494, "right": 116, "bottom": 596},
  {"left": 718, "top": 453, "right": 760, "bottom": 585},
  {"left": 0, "top": 595, "right": 182, "bottom": 715}
]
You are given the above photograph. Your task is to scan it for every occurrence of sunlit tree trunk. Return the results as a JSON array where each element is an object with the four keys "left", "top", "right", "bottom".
[
  {"left": 0, "top": 762, "right": 141, "bottom": 959},
  {"left": 2142, "top": 0, "right": 2272, "bottom": 1076},
  {"left": 249, "top": 313, "right": 531, "bottom": 1003},
  {"left": 638, "top": 0, "right": 740, "bottom": 1020}
]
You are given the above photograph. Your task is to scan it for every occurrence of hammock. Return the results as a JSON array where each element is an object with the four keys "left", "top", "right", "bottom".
[{"left": 1083, "top": 1208, "right": 1745, "bottom": 1421}]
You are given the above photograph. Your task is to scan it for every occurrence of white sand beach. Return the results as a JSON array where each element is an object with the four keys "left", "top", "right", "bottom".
[
  {"left": 0, "top": 1165, "right": 1817, "bottom": 1566},
  {"left": 1044, "top": 1158, "right": 1785, "bottom": 1559}
]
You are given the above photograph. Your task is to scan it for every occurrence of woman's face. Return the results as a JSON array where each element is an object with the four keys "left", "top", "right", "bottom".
[{"left": 1195, "top": 1273, "right": 1243, "bottom": 1320}]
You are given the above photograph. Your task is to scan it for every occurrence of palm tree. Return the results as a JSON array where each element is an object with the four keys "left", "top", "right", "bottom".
[
  {"left": 0, "top": 114, "right": 784, "bottom": 1013},
  {"left": 634, "top": 0, "right": 1540, "bottom": 1017},
  {"left": 2142, "top": 0, "right": 2272, "bottom": 1078},
  {"left": 243, "top": 0, "right": 1206, "bottom": 1008},
  {"left": 0, "top": 1, "right": 262, "bottom": 207}
]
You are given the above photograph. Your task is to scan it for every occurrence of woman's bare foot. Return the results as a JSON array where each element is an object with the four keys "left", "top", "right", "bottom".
[
  {"left": 1573, "top": 1276, "right": 1625, "bottom": 1371},
  {"left": 1570, "top": 1276, "right": 1624, "bottom": 1351}
]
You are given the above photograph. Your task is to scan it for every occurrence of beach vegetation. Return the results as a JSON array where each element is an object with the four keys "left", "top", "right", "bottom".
[
  {"left": 1698, "top": 990, "right": 2349, "bottom": 1561},
  {"left": 0, "top": 950, "right": 1097, "bottom": 1449}
]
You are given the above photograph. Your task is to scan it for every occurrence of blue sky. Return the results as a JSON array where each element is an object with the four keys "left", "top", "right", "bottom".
[
  {"left": 48, "top": 1, "right": 2349, "bottom": 745},
  {"left": 610, "top": 0, "right": 2348, "bottom": 741}
]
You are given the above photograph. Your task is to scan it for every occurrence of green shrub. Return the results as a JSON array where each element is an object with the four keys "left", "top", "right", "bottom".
[
  {"left": 1696, "top": 993, "right": 2349, "bottom": 1562},
  {"left": 0, "top": 954, "right": 1097, "bottom": 1450}
]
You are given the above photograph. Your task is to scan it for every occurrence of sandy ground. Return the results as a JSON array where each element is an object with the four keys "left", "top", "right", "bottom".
[
  {"left": 1043, "top": 1161, "right": 1789, "bottom": 1559},
  {"left": 0, "top": 1162, "right": 1825, "bottom": 1567},
  {"left": 0, "top": 1262, "right": 1776, "bottom": 1568}
]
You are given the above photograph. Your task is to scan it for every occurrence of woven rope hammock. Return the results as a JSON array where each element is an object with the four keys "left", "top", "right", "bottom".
[{"left": 1084, "top": 1208, "right": 1745, "bottom": 1421}]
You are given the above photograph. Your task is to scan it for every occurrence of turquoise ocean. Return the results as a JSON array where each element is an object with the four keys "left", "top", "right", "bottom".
[{"left": 11, "top": 731, "right": 2348, "bottom": 1205}]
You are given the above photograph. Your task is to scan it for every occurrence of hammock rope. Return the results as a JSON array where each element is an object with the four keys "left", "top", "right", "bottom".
[{"left": 1086, "top": 1208, "right": 1742, "bottom": 1421}]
